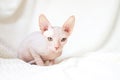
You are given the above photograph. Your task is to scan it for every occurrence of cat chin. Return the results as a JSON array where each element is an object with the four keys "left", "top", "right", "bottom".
[{"left": 51, "top": 49, "right": 61, "bottom": 53}]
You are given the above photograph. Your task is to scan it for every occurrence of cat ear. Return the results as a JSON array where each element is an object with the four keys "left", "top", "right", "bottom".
[
  {"left": 39, "top": 14, "right": 51, "bottom": 33},
  {"left": 63, "top": 16, "right": 75, "bottom": 35}
]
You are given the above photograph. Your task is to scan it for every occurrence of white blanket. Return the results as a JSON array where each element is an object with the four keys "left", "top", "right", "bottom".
[
  {"left": 0, "top": 0, "right": 120, "bottom": 80},
  {"left": 0, "top": 52, "right": 120, "bottom": 80}
]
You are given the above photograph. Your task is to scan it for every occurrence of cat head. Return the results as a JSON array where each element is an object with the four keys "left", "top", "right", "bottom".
[{"left": 39, "top": 14, "right": 75, "bottom": 52}]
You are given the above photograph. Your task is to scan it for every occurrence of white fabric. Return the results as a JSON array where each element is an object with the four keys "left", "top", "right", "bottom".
[
  {"left": 0, "top": 52, "right": 120, "bottom": 80},
  {"left": 0, "top": 0, "right": 120, "bottom": 80}
]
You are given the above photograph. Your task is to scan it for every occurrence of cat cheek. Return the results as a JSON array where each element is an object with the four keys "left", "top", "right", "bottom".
[{"left": 61, "top": 42, "right": 66, "bottom": 45}]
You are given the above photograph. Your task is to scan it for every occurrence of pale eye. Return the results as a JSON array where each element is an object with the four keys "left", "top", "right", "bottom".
[
  {"left": 47, "top": 37, "right": 53, "bottom": 41},
  {"left": 61, "top": 38, "right": 67, "bottom": 42}
]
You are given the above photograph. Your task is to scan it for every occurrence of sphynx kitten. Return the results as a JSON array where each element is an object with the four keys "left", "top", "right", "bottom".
[{"left": 18, "top": 14, "right": 75, "bottom": 66}]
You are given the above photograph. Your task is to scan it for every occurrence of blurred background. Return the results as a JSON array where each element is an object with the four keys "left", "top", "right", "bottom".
[{"left": 0, "top": 0, "right": 120, "bottom": 59}]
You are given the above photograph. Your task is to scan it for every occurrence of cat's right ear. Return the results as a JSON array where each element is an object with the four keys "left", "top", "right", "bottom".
[{"left": 39, "top": 14, "right": 51, "bottom": 33}]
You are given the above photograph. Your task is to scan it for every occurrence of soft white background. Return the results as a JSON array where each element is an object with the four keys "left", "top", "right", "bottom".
[
  {"left": 0, "top": 0, "right": 120, "bottom": 80},
  {"left": 0, "top": 0, "right": 120, "bottom": 58}
]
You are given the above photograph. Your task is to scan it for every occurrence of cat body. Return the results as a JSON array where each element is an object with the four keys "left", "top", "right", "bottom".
[{"left": 18, "top": 14, "right": 75, "bottom": 66}]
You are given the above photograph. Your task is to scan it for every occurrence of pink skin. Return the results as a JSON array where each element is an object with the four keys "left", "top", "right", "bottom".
[{"left": 17, "top": 14, "right": 75, "bottom": 66}]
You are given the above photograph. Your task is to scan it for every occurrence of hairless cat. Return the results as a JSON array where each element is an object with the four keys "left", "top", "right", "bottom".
[{"left": 18, "top": 14, "right": 75, "bottom": 66}]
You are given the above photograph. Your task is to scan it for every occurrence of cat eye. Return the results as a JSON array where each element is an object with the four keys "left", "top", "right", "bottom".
[
  {"left": 61, "top": 38, "right": 67, "bottom": 42},
  {"left": 47, "top": 37, "right": 53, "bottom": 41}
]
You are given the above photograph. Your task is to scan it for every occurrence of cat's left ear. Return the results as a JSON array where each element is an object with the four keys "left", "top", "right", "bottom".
[{"left": 63, "top": 15, "right": 75, "bottom": 35}]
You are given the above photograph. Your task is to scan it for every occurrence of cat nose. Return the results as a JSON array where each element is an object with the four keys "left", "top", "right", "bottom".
[{"left": 55, "top": 47, "right": 59, "bottom": 50}]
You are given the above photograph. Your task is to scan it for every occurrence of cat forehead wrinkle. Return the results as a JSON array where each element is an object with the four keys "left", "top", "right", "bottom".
[
  {"left": 43, "top": 28, "right": 54, "bottom": 37},
  {"left": 43, "top": 26, "right": 68, "bottom": 38},
  {"left": 55, "top": 26, "right": 69, "bottom": 33},
  {"left": 52, "top": 27, "right": 69, "bottom": 38}
]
